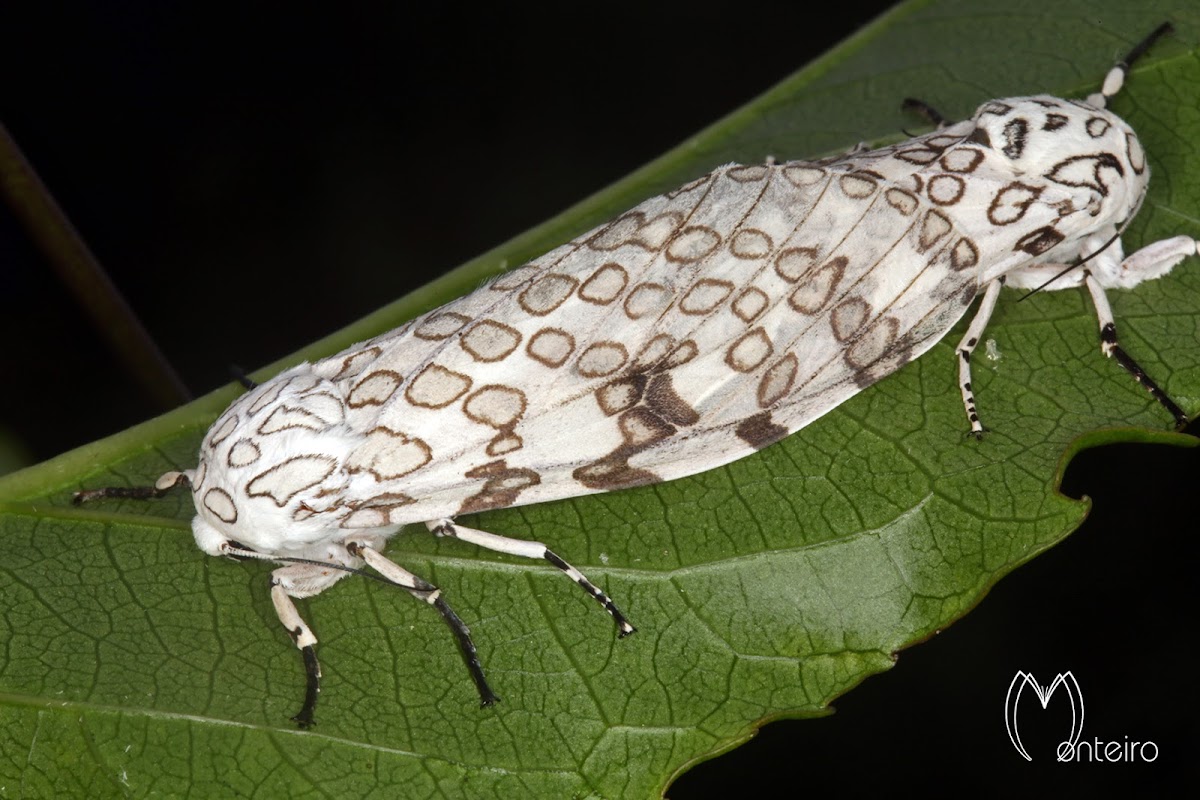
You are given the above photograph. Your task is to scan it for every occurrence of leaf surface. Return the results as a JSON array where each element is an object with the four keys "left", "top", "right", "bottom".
[{"left": 2, "top": 2, "right": 1198, "bottom": 797}]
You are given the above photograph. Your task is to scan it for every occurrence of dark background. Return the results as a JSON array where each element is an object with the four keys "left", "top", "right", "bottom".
[{"left": 2, "top": 3, "right": 1195, "bottom": 795}]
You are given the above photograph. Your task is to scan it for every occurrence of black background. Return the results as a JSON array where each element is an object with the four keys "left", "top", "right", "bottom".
[{"left": 2, "top": 3, "right": 1195, "bottom": 796}]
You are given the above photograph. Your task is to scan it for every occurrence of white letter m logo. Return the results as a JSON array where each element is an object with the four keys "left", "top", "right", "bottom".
[{"left": 1004, "top": 671, "right": 1085, "bottom": 761}]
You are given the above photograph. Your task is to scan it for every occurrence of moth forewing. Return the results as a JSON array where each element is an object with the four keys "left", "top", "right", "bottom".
[{"left": 72, "top": 24, "right": 1195, "bottom": 728}]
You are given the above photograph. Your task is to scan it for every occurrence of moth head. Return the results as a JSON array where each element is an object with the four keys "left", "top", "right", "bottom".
[
  {"left": 968, "top": 95, "right": 1148, "bottom": 224},
  {"left": 189, "top": 366, "right": 358, "bottom": 558}
]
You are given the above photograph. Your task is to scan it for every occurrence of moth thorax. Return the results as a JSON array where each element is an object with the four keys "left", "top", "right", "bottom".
[
  {"left": 970, "top": 95, "right": 1146, "bottom": 224},
  {"left": 189, "top": 367, "right": 357, "bottom": 554}
]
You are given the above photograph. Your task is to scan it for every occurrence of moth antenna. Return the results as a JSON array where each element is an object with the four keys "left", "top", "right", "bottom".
[
  {"left": 1017, "top": 229, "right": 1124, "bottom": 302},
  {"left": 229, "top": 364, "right": 258, "bottom": 390}
]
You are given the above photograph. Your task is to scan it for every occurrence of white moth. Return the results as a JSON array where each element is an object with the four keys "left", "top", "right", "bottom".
[{"left": 76, "top": 24, "right": 1195, "bottom": 727}]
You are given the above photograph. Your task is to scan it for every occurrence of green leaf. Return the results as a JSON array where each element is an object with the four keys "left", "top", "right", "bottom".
[{"left": 2, "top": 2, "right": 1199, "bottom": 797}]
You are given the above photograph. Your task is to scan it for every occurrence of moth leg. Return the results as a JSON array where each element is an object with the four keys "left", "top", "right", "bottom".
[
  {"left": 1083, "top": 270, "right": 1188, "bottom": 429},
  {"left": 901, "top": 97, "right": 952, "bottom": 129},
  {"left": 956, "top": 278, "right": 1005, "bottom": 438},
  {"left": 346, "top": 541, "right": 499, "bottom": 707},
  {"left": 269, "top": 563, "right": 350, "bottom": 729},
  {"left": 426, "top": 518, "right": 636, "bottom": 637},
  {"left": 72, "top": 470, "right": 191, "bottom": 505}
]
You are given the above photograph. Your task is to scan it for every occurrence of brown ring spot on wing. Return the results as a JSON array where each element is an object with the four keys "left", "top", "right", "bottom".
[
  {"left": 526, "top": 328, "right": 576, "bottom": 368},
  {"left": 578, "top": 262, "right": 629, "bottom": 305},
  {"left": 578, "top": 342, "right": 629, "bottom": 377},
  {"left": 624, "top": 282, "right": 671, "bottom": 320},
  {"left": 666, "top": 225, "right": 723, "bottom": 264},
  {"left": 845, "top": 316, "right": 901, "bottom": 369},
  {"left": 680, "top": 278, "right": 734, "bottom": 315},
  {"left": 839, "top": 173, "right": 878, "bottom": 198},
  {"left": 414, "top": 312, "right": 472, "bottom": 340},
  {"left": 345, "top": 428, "right": 432, "bottom": 482},
  {"left": 346, "top": 370, "right": 403, "bottom": 409},
  {"left": 463, "top": 385, "right": 527, "bottom": 428},
  {"left": 487, "top": 432, "right": 523, "bottom": 456},
  {"left": 781, "top": 165, "right": 826, "bottom": 187},
  {"left": 918, "top": 209, "right": 952, "bottom": 251},
  {"left": 788, "top": 256, "right": 847, "bottom": 314},
  {"left": 940, "top": 147, "right": 984, "bottom": 173},
  {"left": 727, "top": 164, "right": 769, "bottom": 182},
  {"left": 950, "top": 237, "right": 980, "bottom": 271},
  {"left": 203, "top": 488, "right": 238, "bottom": 523},
  {"left": 247, "top": 455, "right": 338, "bottom": 507},
  {"left": 726, "top": 328, "right": 773, "bottom": 372},
  {"left": 729, "top": 228, "right": 773, "bottom": 259},
  {"left": 884, "top": 188, "right": 918, "bottom": 216},
  {"left": 405, "top": 364, "right": 472, "bottom": 408},
  {"left": 461, "top": 319, "right": 522, "bottom": 362},
  {"left": 732, "top": 287, "right": 769, "bottom": 322},
  {"left": 519, "top": 273, "right": 579, "bottom": 316},
  {"left": 927, "top": 174, "right": 965, "bottom": 205},
  {"left": 831, "top": 297, "right": 871, "bottom": 342},
  {"left": 758, "top": 353, "right": 798, "bottom": 407},
  {"left": 775, "top": 246, "right": 820, "bottom": 282}
]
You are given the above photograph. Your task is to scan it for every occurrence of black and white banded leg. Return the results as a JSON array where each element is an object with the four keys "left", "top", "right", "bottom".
[
  {"left": 72, "top": 470, "right": 191, "bottom": 505},
  {"left": 1083, "top": 269, "right": 1189, "bottom": 429},
  {"left": 956, "top": 278, "right": 1005, "bottom": 438},
  {"left": 426, "top": 518, "right": 636, "bottom": 637},
  {"left": 346, "top": 540, "right": 498, "bottom": 707},
  {"left": 254, "top": 539, "right": 499, "bottom": 728}
]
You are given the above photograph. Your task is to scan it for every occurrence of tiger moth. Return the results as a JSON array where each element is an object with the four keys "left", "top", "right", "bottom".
[{"left": 74, "top": 23, "right": 1196, "bottom": 728}]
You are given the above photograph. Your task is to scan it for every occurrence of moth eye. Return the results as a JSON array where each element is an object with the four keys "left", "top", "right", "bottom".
[{"left": 966, "top": 127, "right": 992, "bottom": 148}]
